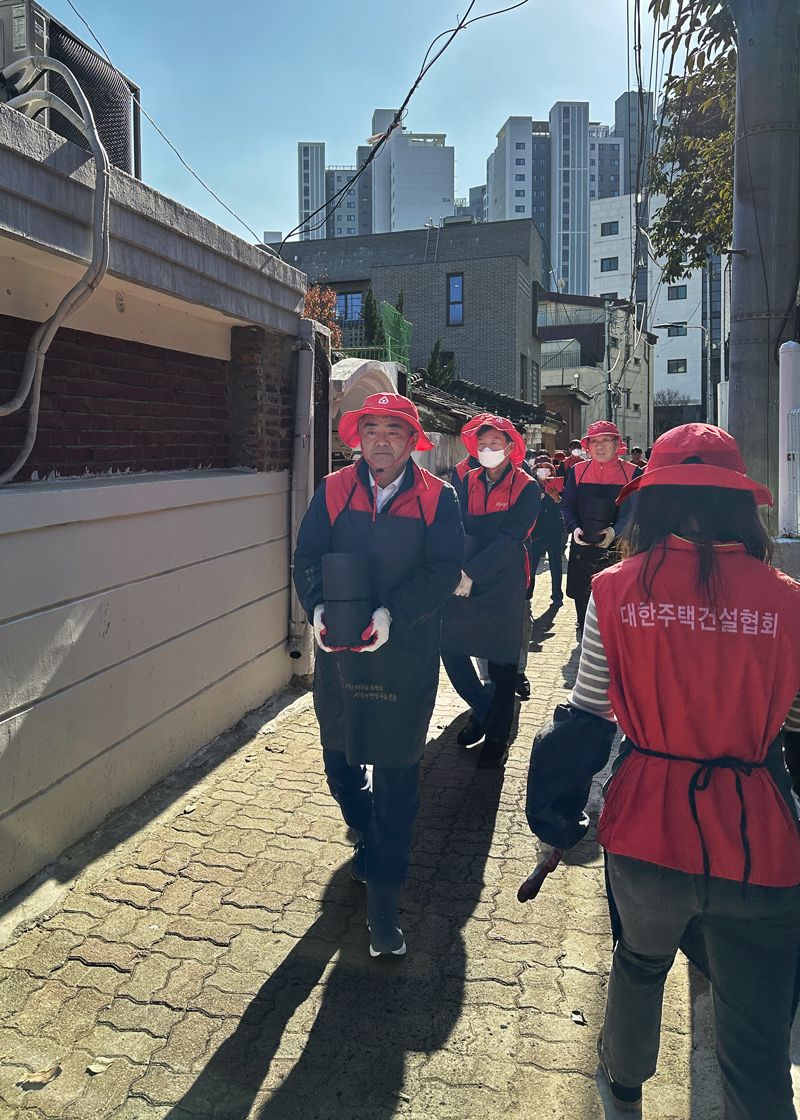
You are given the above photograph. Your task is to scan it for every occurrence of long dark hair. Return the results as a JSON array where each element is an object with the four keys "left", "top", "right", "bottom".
[{"left": 626, "top": 486, "right": 773, "bottom": 609}]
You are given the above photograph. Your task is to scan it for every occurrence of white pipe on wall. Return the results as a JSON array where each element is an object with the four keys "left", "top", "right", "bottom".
[{"left": 779, "top": 342, "right": 800, "bottom": 536}]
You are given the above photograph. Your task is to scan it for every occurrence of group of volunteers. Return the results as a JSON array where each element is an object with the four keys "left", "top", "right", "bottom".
[{"left": 293, "top": 391, "right": 800, "bottom": 1119}]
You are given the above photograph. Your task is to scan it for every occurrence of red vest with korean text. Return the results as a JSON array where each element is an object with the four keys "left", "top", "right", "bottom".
[{"left": 592, "top": 537, "right": 800, "bottom": 887}]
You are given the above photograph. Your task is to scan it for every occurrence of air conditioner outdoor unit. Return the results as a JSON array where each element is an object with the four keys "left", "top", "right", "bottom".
[{"left": 0, "top": 0, "right": 141, "bottom": 177}]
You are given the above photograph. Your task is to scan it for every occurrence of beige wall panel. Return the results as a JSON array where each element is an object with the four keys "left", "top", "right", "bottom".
[
  {"left": 0, "top": 539, "right": 288, "bottom": 714},
  {"left": 0, "top": 644, "right": 291, "bottom": 898},
  {"left": 0, "top": 589, "right": 289, "bottom": 815}
]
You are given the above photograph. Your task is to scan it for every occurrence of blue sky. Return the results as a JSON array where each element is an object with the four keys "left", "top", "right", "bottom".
[{"left": 43, "top": 0, "right": 640, "bottom": 243}]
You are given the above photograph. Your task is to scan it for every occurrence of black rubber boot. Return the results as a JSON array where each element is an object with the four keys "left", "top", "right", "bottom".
[
  {"left": 477, "top": 738, "right": 509, "bottom": 770},
  {"left": 457, "top": 714, "right": 485, "bottom": 747}
]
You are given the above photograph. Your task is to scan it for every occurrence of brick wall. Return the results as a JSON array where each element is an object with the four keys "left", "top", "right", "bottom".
[{"left": 0, "top": 314, "right": 230, "bottom": 479}]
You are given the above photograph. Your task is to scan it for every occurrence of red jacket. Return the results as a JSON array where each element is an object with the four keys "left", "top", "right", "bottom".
[{"left": 593, "top": 537, "right": 800, "bottom": 887}]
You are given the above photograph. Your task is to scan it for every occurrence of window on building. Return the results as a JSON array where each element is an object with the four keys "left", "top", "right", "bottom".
[
  {"left": 590, "top": 158, "right": 596, "bottom": 166},
  {"left": 515, "top": 142, "right": 526, "bottom": 150},
  {"left": 347, "top": 215, "right": 355, "bottom": 221},
  {"left": 515, "top": 158, "right": 525, "bottom": 166},
  {"left": 590, "top": 143, "right": 596, "bottom": 150},
  {"left": 347, "top": 201, "right": 356, "bottom": 208},
  {"left": 667, "top": 358, "right": 688, "bottom": 375},
  {"left": 590, "top": 190, "right": 596, "bottom": 198},
  {"left": 600, "top": 257, "right": 619, "bottom": 272},
  {"left": 515, "top": 190, "right": 525, "bottom": 197},
  {"left": 601, "top": 221, "right": 619, "bottom": 236},
  {"left": 520, "top": 353, "right": 529, "bottom": 400},
  {"left": 346, "top": 229, "right": 356, "bottom": 236},
  {"left": 515, "top": 205, "right": 526, "bottom": 213},
  {"left": 667, "top": 323, "right": 688, "bottom": 336},
  {"left": 515, "top": 174, "right": 525, "bottom": 181},
  {"left": 303, "top": 172, "right": 309, "bottom": 183},
  {"left": 668, "top": 285, "right": 688, "bottom": 300},
  {"left": 447, "top": 273, "right": 464, "bottom": 326},
  {"left": 633, "top": 403, "right": 641, "bottom": 413},
  {"left": 590, "top": 174, "right": 596, "bottom": 182},
  {"left": 336, "top": 292, "right": 363, "bottom": 321}
]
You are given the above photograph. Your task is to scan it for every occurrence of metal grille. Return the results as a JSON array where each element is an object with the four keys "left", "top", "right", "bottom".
[
  {"left": 47, "top": 21, "right": 133, "bottom": 173},
  {"left": 380, "top": 302, "right": 412, "bottom": 369},
  {"left": 788, "top": 407, "right": 800, "bottom": 537}
]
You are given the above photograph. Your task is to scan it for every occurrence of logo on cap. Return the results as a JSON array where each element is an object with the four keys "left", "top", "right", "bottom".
[{"left": 378, "top": 395, "right": 390, "bottom": 405}]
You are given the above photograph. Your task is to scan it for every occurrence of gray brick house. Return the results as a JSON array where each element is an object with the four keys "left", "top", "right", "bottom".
[{"left": 277, "top": 218, "right": 545, "bottom": 400}]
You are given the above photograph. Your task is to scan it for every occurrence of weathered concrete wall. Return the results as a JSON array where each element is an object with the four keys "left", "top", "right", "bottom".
[{"left": 0, "top": 470, "right": 292, "bottom": 899}]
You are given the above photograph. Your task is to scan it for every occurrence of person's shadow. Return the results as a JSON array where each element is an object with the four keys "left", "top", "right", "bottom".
[{"left": 163, "top": 720, "right": 504, "bottom": 1120}]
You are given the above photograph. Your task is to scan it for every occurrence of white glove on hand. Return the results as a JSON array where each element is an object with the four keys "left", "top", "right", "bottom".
[
  {"left": 597, "top": 526, "right": 616, "bottom": 549},
  {"left": 572, "top": 527, "right": 586, "bottom": 545},
  {"left": 453, "top": 571, "right": 473, "bottom": 597},
  {"left": 356, "top": 606, "right": 392, "bottom": 653},
  {"left": 312, "top": 604, "right": 340, "bottom": 653}
]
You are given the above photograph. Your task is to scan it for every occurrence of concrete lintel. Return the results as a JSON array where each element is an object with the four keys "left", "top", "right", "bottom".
[{"left": 0, "top": 106, "right": 306, "bottom": 336}]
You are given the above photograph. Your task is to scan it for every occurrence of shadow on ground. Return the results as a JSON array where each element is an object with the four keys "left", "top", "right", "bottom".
[{"left": 163, "top": 719, "right": 504, "bottom": 1120}]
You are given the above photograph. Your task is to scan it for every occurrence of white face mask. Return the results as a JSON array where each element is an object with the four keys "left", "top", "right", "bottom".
[
  {"left": 571, "top": 448, "right": 583, "bottom": 458},
  {"left": 478, "top": 446, "right": 508, "bottom": 469},
  {"left": 536, "top": 468, "right": 550, "bottom": 480}
]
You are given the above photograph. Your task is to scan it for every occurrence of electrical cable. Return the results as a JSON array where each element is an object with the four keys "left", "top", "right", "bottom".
[
  {"left": 62, "top": 0, "right": 279, "bottom": 257},
  {"left": 0, "top": 54, "right": 110, "bottom": 484}
]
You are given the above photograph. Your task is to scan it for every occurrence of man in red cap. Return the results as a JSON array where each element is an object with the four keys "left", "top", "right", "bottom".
[
  {"left": 441, "top": 415, "right": 540, "bottom": 768},
  {"left": 293, "top": 393, "right": 464, "bottom": 958},
  {"left": 561, "top": 420, "right": 641, "bottom": 634}
]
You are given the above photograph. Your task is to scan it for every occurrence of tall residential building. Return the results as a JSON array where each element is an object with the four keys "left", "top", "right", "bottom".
[
  {"left": 587, "top": 192, "right": 723, "bottom": 416},
  {"left": 485, "top": 118, "right": 550, "bottom": 245},
  {"left": 589, "top": 123, "right": 625, "bottom": 200},
  {"left": 324, "top": 167, "right": 360, "bottom": 238},
  {"left": 369, "top": 109, "right": 455, "bottom": 233},
  {"left": 549, "top": 101, "right": 590, "bottom": 296},
  {"left": 614, "top": 91, "right": 656, "bottom": 200},
  {"left": 297, "top": 142, "right": 326, "bottom": 240}
]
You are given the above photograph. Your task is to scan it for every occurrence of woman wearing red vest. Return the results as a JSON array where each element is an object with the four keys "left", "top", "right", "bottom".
[
  {"left": 524, "top": 425, "right": 800, "bottom": 1117},
  {"left": 441, "top": 416, "right": 540, "bottom": 769}
]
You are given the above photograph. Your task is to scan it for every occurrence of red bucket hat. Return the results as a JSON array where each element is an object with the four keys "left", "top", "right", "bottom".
[
  {"left": 616, "top": 423, "right": 773, "bottom": 506},
  {"left": 460, "top": 414, "right": 527, "bottom": 466},
  {"left": 338, "top": 392, "right": 434, "bottom": 452},
  {"left": 581, "top": 420, "right": 622, "bottom": 450}
]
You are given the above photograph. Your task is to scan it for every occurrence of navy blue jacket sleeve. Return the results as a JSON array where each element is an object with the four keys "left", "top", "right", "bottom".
[
  {"left": 464, "top": 482, "right": 540, "bottom": 585},
  {"left": 560, "top": 467, "right": 579, "bottom": 534},
  {"left": 612, "top": 466, "right": 642, "bottom": 539},
  {"left": 382, "top": 483, "right": 465, "bottom": 625},
  {"left": 292, "top": 480, "right": 332, "bottom": 618}
]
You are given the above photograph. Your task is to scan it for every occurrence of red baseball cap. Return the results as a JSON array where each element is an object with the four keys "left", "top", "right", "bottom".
[
  {"left": 581, "top": 420, "right": 622, "bottom": 449},
  {"left": 460, "top": 414, "right": 527, "bottom": 466},
  {"left": 616, "top": 423, "right": 773, "bottom": 506},
  {"left": 338, "top": 392, "right": 434, "bottom": 452}
]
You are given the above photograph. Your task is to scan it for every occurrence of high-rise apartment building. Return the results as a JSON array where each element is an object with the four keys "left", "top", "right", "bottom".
[
  {"left": 614, "top": 91, "right": 656, "bottom": 199},
  {"left": 589, "top": 123, "right": 625, "bottom": 200},
  {"left": 297, "top": 142, "right": 326, "bottom": 241},
  {"left": 296, "top": 111, "right": 454, "bottom": 240},
  {"left": 549, "top": 101, "right": 590, "bottom": 295},
  {"left": 369, "top": 109, "right": 455, "bottom": 233}
]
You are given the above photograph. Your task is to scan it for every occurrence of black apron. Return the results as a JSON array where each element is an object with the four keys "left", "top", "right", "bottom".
[
  {"left": 441, "top": 533, "right": 526, "bottom": 664},
  {"left": 313, "top": 504, "right": 440, "bottom": 769}
]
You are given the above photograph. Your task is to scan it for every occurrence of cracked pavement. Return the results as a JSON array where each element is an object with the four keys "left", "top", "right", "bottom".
[{"left": 0, "top": 584, "right": 732, "bottom": 1119}]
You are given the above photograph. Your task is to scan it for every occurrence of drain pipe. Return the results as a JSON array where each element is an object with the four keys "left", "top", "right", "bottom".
[{"left": 288, "top": 320, "right": 316, "bottom": 665}]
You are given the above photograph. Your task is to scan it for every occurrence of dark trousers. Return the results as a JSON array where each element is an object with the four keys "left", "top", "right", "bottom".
[
  {"left": 322, "top": 749, "right": 420, "bottom": 890},
  {"left": 530, "top": 533, "right": 564, "bottom": 603},
  {"left": 602, "top": 853, "right": 800, "bottom": 1120},
  {"left": 441, "top": 652, "right": 517, "bottom": 744}
]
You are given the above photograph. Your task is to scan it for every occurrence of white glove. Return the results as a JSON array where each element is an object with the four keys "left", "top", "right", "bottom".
[
  {"left": 312, "top": 604, "right": 341, "bottom": 653},
  {"left": 453, "top": 571, "right": 473, "bottom": 597},
  {"left": 597, "top": 526, "right": 616, "bottom": 549},
  {"left": 572, "top": 528, "right": 586, "bottom": 545},
  {"left": 355, "top": 606, "right": 392, "bottom": 653}
]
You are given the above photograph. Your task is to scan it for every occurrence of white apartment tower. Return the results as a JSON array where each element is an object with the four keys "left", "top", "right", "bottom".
[
  {"left": 549, "top": 102, "right": 590, "bottom": 295},
  {"left": 297, "top": 142, "right": 326, "bottom": 241},
  {"left": 369, "top": 109, "right": 455, "bottom": 233}
]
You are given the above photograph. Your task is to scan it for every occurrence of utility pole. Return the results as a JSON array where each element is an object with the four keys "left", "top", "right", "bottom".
[{"left": 726, "top": 0, "right": 800, "bottom": 515}]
